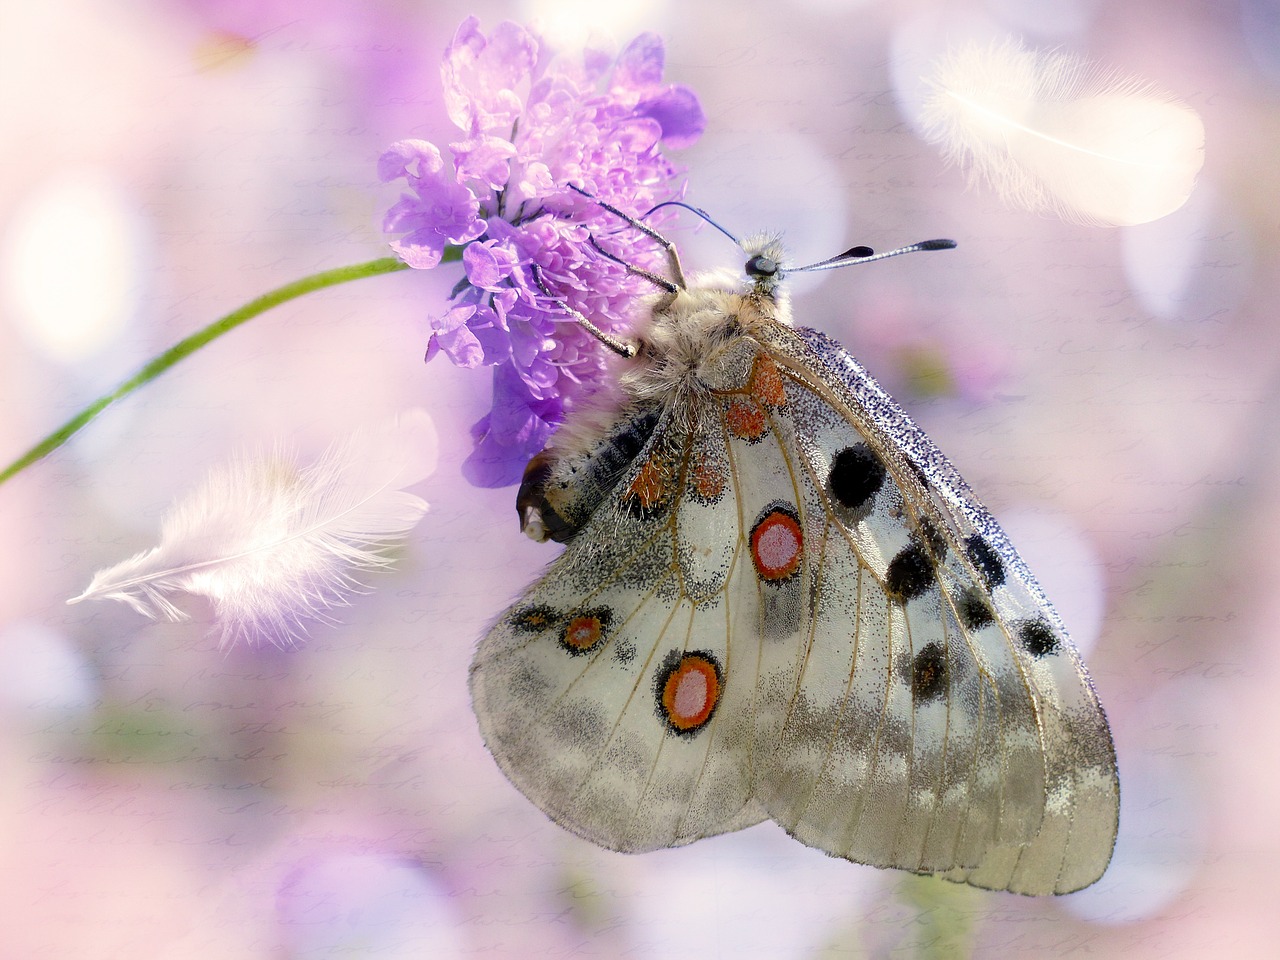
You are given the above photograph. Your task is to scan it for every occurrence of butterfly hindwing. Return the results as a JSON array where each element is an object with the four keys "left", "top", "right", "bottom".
[{"left": 471, "top": 405, "right": 769, "bottom": 853}]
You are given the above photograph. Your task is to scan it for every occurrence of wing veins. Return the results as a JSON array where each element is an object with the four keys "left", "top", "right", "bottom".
[
  {"left": 561, "top": 589, "right": 685, "bottom": 810},
  {"left": 618, "top": 601, "right": 700, "bottom": 845},
  {"left": 913, "top": 604, "right": 957, "bottom": 871},
  {"left": 717, "top": 402, "right": 768, "bottom": 798},
  {"left": 780, "top": 437, "right": 897, "bottom": 853}
]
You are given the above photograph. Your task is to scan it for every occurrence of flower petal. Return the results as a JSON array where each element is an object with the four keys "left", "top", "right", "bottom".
[
  {"left": 639, "top": 85, "right": 707, "bottom": 148},
  {"left": 613, "top": 33, "right": 666, "bottom": 90},
  {"left": 379, "top": 140, "right": 484, "bottom": 269},
  {"left": 433, "top": 322, "right": 485, "bottom": 368},
  {"left": 443, "top": 18, "right": 538, "bottom": 134},
  {"left": 451, "top": 135, "right": 517, "bottom": 190},
  {"left": 461, "top": 365, "right": 559, "bottom": 488},
  {"left": 378, "top": 139, "right": 442, "bottom": 182},
  {"left": 430, "top": 302, "right": 477, "bottom": 335},
  {"left": 390, "top": 236, "right": 448, "bottom": 270},
  {"left": 463, "top": 241, "right": 517, "bottom": 290}
]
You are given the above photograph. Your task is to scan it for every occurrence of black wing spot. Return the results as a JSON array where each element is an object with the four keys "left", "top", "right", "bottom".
[
  {"left": 956, "top": 586, "right": 995, "bottom": 630},
  {"left": 965, "top": 535, "right": 1006, "bottom": 588},
  {"left": 920, "top": 517, "right": 949, "bottom": 560},
  {"left": 829, "top": 444, "right": 886, "bottom": 511},
  {"left": 912, "top": 642, "right": 948, "bottom": 703},
  {"left": 885, "top": 541, "right": 934, "bottom": 603},
  {"left": 1017, "top": 619, "right": 1060, "bottom": 658}
]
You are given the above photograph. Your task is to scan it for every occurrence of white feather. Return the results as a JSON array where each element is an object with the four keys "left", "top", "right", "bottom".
[
  {"left": 69, "top": 409, "right": 438, "bottom": 646},
  {"left": 919, "top": 38, "right": 1204, "bottom": 226}
]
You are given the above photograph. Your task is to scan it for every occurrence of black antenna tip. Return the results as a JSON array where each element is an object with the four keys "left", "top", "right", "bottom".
[
  {"left": 841, "top": 245, "right": 875, "bottom": 260},
  {"left": 919, "top": 238, "right": 957, "bottom": 250}
]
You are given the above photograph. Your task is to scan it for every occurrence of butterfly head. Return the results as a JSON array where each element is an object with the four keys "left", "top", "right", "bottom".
[{"left": 740, "top": 235, "right": 790, "bottom": 300}]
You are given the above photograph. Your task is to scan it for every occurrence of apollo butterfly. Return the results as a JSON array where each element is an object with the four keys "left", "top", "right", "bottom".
[{"left": 469, "top": 198, "right": 1119, "bottom": 895}]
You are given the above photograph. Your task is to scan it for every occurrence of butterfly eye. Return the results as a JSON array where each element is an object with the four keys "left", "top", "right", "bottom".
[{"left": 744, "top": 254, "right": 778, "bottom": 277}]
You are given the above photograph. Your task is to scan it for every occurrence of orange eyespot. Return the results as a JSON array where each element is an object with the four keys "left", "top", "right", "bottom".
[
  {"left": 657, "top": 652, "right": 722, "bottom": 734},
  {"left": 750, "top": 506, "right": 803, "bottom": 582},
  {"left": 558, "top": 608, "right": 612, "bottom": 655}
]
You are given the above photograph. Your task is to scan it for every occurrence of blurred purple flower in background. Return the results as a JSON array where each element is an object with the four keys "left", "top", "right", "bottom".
[{"left": 380, "top": 17, "right": 704, "bottom": 486}]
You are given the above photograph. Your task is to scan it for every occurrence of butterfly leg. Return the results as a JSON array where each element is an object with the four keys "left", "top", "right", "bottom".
[
  {"left": 587, "top": 235, "right": 678, "bottom": 295},
  {"left": 567, "top": 182, "right": 687, "bottom": 289},
  {"left": 528, "top": 264, "right": 638, "bottom": 358}
]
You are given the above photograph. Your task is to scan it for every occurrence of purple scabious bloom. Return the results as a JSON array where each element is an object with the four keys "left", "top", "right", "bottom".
[{"left": 380, "top": 17, "right": 705, "bottom": 487}]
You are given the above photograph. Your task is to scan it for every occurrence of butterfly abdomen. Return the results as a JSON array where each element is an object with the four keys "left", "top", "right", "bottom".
[{"left": 516, "top": 405, "right": 663, "bottom": 543}]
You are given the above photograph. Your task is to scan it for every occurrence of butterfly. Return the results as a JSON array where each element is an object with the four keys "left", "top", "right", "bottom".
[{"left": 469, "top": 199, "right": 1119, "bottom": 895}]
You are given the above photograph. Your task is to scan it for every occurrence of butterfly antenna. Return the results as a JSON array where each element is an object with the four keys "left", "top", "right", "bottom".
[
  {"left": 528, "top": 263, "right": 638, "bottom": 358},
  {"left": 793, "top": 238, "right": 956, "bottom": 273},
  {"left": 642, "top": 200, "right": 741, "bottom": 246},
  {"left": 568, "top": 183, "right": 686, "bottom": 289}
]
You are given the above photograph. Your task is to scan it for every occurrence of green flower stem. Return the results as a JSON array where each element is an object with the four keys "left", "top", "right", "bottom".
[{"left": 1, "top": 254, "right": 422, "bottom": 486}]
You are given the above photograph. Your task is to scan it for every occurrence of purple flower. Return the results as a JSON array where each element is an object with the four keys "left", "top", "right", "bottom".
[{"left": 380, "top": 17, "right": 705, "bottom": 486}]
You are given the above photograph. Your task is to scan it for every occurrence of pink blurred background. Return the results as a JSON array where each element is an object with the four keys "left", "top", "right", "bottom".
[{"left": 2, "top": 0, "right": 1277, "bottom": 956}]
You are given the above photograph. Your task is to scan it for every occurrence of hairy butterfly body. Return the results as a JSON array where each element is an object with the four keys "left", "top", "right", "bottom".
[{"left": 469, "top": 226, "right": 1118, "bottom": 895}]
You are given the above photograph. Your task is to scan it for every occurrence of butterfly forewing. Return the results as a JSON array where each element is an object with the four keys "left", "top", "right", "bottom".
[
  {"left": 470, "top": 252, "right": 1118, "bottom": 896},
  {"left": 768, "top": 325, "right": 1118, "bottom": 892}
]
